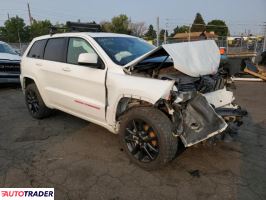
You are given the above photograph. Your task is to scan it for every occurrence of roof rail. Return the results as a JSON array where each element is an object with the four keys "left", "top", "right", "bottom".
[{"left": 50, "top": 21, "right": 101, "bottom": 35}]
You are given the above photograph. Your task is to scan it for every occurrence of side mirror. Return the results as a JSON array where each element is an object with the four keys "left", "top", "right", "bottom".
[{"left": 78, "top": 53, "right": 98, "bottom": 65}]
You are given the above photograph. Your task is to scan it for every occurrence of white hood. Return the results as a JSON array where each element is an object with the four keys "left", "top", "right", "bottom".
[
  {"left": 125, "top": 40, "right": 220, "bottom": 77},
  {"left": 0, "top": 53, "right": 21, "bottom": 61}
]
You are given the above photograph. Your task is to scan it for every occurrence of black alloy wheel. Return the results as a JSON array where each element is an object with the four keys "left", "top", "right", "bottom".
[
  {"left": 125, "top": 119, "right": 159, "bottom": 162},
  {"left": 26, "top": 89, "right": 40, "bottom": 115},
  {"left": 119, "top": 107, "right": 178, "bottom": 170},
  {"left": 25, "top": 83, "right": 53, "bottom": 119}
]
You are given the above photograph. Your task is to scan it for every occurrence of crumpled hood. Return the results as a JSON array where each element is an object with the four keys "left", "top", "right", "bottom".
[
  {"left": 0, "top": 53, "right": 21, "bottom": 62},
  {"left": 125, "top": 40, "right": 220, "bottom": 77}
]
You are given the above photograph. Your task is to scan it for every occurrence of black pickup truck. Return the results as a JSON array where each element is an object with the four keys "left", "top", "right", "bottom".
[{"left": 0, "top": 41, "right": 21, "bottom": 83}]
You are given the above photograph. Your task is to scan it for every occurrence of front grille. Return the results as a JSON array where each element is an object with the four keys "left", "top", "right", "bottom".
[{"left": 0, "top": 62, "right": 20, "bottom": 73}]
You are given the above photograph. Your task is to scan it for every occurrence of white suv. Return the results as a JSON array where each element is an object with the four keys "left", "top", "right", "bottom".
[{"left": 20, "top": 32, "right": 246, "bottom": 169}]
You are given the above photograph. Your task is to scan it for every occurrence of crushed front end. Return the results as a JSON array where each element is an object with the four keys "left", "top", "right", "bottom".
[
  {"left": 125, "top": 40, "right": 247, "bottom": 146},
  {"left": 166, "top": 76, "right": 247, "bottom": 146}
]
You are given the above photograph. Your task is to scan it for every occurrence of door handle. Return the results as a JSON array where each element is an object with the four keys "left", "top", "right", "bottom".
[
  {"left": 62, "top": 67, "right": 71, "bottom": 72},
  {"left": 36, "top": 63, "right": 42, "bottom": 67}
]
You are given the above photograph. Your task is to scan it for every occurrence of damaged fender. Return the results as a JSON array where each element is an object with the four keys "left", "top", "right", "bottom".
[{"left": 105, "top": 72, "right": 175, "bottom": 127}]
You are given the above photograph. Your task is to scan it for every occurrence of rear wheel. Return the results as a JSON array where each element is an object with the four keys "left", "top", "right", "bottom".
[
  {"left": 119, "top": 107, "right": 177, "bottom": 170},
  {"left": 25, "top": 83, "right": 52, "bottom": 119}
]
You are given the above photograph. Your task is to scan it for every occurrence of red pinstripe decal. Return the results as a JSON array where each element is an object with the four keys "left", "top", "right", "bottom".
[{"left": 74, "top": 100, "right": 100, "bottom": 110}]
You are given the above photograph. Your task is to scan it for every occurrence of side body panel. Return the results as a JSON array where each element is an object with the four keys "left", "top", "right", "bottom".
[{"left": 105, "top": 71, "right": 175, "bottom": 128}]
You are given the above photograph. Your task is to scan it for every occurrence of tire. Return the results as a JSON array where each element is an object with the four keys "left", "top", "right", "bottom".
[
  {"left": 119, "top": 107, "right": 178, "bottom": 170},
  {"left": 25, "top": 83, "right": 52, "bottom": 119}
]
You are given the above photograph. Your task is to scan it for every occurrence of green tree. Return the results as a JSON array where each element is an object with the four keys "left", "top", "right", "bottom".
[
  {"left": 178, "top": 25, "right": 190, "bottom": 33},
  {"left": 191, "top": 13, "right": 206, "bottom": 32},
  {"left": 100, "top": 21, "right": 113, "bottom": 32},
  {"left": 144, "top": 24, "right": 157, "bottom": 40},
  {"left": 0, "top": 16, "right": 29, "bottom": 42},
  {"left": 110, "top": 14, "right": 131, "bottom": 34},
  {"left": 30, "top": 20, "right": 52, "bottom": 39},
  {"left": 206, "top": 19, "right": 229, "bottom": 36},
  {"left": 170, "top": 25, "right": 179, "bottom": 37}
]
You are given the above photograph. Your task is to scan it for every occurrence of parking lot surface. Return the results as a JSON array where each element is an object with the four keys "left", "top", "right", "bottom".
[{"left": 0, "top": 82, "right": 265, "bottom": 200}]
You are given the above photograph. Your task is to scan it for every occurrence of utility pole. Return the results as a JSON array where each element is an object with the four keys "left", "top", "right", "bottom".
[
  {"left": 27, "top": 2, "right": 33, "bottom": 25},
  {"left": 188, "top": 24, "right": 191, "bottom": 42},
  {"left": 7, "top": 13, "right": 10, "bottom": 20},
  {"left": 164, "top": 19, "right": 169, "bottom": 44},
  {"left": 263, "top": 22, "right": 266, "bottom": 52},
  {"left": 156, "top": 16, "right": 160, "bottom": 47}
]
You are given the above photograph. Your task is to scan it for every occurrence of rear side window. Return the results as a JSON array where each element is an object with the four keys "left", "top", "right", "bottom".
[
  {"left": 27, "top": 39, "right": 47, "bottom": 59},
  {"left": 44, "top": 38, "right": 67, "bottom": 62}
]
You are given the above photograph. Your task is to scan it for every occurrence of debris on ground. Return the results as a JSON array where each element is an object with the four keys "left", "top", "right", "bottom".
[
  {"left": 188, "top": 170, "right": 200, "bottom": 178},
  {"left": 243, "top": 61, "right": 266, "bottom": 81}
]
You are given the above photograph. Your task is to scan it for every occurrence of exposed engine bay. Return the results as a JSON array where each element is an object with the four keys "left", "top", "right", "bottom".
[
  {"left": 123, "top": 41, "right": 247, "bottom": 146},
  {"left": 131, "top": 61, "right": 226, "bottom": 94}
]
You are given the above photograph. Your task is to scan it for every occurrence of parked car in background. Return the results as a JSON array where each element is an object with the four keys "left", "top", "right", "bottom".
[
  {"left": 20, "top": 32, "right": 246, "bottom": 169},
  {"left": 0, "top": 41, "right": 21, "bottom": 83}
]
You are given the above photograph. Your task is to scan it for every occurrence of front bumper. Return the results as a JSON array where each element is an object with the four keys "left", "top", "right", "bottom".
[
  {"left": 179, "top": 94, "right": 228, "bottom": 147},
  {"left": 176, "top": 88, "right": 246, "bottom": 147},
  {"left": 0, "top": 72, "right": 20, "bottom": 83}
]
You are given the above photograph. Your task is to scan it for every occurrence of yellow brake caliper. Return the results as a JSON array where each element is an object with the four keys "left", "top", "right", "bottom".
[{"left": 143, "top": 124, "right": 157, "bottom": 146}]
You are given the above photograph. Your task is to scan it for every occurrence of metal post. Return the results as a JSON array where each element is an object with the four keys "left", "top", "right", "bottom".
[
  {"left": 17, "top": 28, "right": 21, "bottom": 51},
  {"left": 263, "top": 22, "right": 266, "bottom": 52},
  {"left": 188, "top": 25, "right": 191, "bottom": 42},
  {"left": 156, "top": 17, "right": 160, "bottom": 46},
  {"left": 254, "top": 39, "right": 257, "bottom": 54},
  {"left": 226, "top": 36, "right": 229, "bottom": 54}
]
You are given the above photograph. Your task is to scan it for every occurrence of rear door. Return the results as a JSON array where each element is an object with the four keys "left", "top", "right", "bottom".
[{"left": 38, "top": 37, "right": 69, "bottom": 106}]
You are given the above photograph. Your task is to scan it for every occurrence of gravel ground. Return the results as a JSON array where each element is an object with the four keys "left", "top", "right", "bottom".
[{"left": 0, "top": 82, "right": 265, "bottom": 200}]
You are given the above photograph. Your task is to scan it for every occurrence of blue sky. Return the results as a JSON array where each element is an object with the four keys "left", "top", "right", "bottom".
[{"left": 0, "top": 0, "right": 265, "bottom": 35}]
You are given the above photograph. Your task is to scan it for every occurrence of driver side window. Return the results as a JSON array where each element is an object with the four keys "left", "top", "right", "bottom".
[{"left": 67, "top": 38, "right": 96, "bottom": 65}]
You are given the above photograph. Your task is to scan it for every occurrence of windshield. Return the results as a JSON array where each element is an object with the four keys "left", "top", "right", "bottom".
[
  {"left": 94, "top": 37, "right": 155, "bottom": 65},
  {"left": 0, "top": 43, "right": 17, "bottom": 55}
]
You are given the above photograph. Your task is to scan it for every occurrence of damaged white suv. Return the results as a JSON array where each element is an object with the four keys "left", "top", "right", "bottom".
[{"left": 20, "top": 32, "right": 246, "bottom": 169}]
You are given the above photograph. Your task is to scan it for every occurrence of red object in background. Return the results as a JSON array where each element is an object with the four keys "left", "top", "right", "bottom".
[{"left": 219, "top": 47, "right": 226, "bottom": 55}]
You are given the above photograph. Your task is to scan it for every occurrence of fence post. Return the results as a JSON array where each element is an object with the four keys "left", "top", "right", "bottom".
[{"left": 226, "top": 36, "right": 229, "bottom": 54}]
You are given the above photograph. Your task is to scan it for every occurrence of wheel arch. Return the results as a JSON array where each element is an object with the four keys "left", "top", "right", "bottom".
[
  {"left": 110, "top": 94, "right": 174, "bottom": 127},
  {"left": 23, "top": 76, "right": 35, "bottom": 89},
  {"left": 115, "top": 96, "right": 154, "bottom": 121},
  {"left": 21, "top": 75, "right": 50, "bottom": 108}
]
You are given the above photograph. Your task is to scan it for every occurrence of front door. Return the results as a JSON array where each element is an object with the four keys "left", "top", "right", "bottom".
[{"left": 42, "top": 37, "right": 106, "bottom": 123}]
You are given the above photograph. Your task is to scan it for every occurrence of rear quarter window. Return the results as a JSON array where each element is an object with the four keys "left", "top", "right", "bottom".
[
  {"left": 27, "top": 39, "right": 47, "bottom": 59},
  {"left": 44, "top": 38, "right": 67, "bottom": 62}
]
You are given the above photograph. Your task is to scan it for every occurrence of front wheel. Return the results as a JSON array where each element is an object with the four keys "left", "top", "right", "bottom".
[
  {"left": 25, "top": 83, "right": 53, "bottom": 119},
  {"left": 119, "top": 107, "right": 178, "bottom": 170}
]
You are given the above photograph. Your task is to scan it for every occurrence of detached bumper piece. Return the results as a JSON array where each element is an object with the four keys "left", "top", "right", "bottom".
[
  {"left": 180, "top": 94, "right": 227, "bottom": 147},
  {"left": 215, "top": 107, "right": 247, "bottom": 138}
]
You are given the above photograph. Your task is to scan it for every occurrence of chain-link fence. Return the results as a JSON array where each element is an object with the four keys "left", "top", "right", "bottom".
[
  {"left": 161, "top": 36, "right": 265, "bottom": 55},
  {"left": 9, "top": 43, "right": 29, "bottom": 55},
  {"left": 216, "top": 36, "right": 264, "bottom": 54},
  {"left": 7, "top": 36, "right": 265, "bottom": 56}
]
